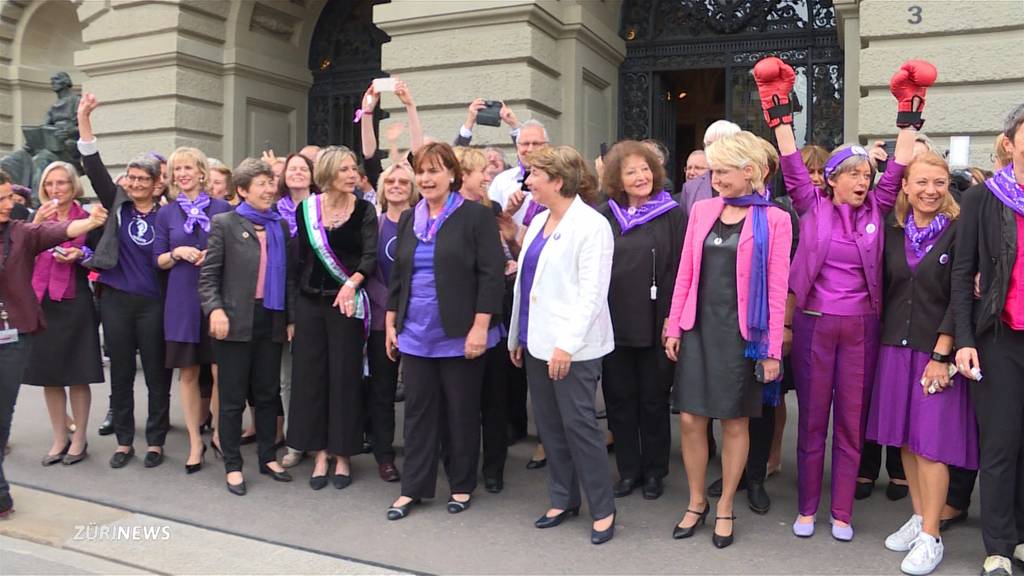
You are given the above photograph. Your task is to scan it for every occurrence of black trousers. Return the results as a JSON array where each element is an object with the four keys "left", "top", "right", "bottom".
[
  {"left": 973, "top": 327, "right": 1024, "bottom": 558},
  {"left": 746, "top": 399, "right": 776, "bottom": 482},
  {"left": 858, "top": 440, "right": 906, "bottom": 482},
  {"left": 401, "top": 354, "right": 485, "bottom": 499},
  {"left": 213, "top": 304, "right": 283, "bottom": 474},
  {"left": 480, "top": 341, "right": 509, "bottom": 480},
  {"left": 506, "top": 360, "right": 528, "bottom": 438},
  {"left": 287, "top": 295, "right": 364, "bottom": 456},
  {"left": 602, "top": 345, "right": 671, "bottom": 481},
  {"left": 100, "top": 287, "right": 172, "bottom": 447},
  {"left": 947, "top": 465, "right": 978, "bottom": 511},
  {"left": 0, "top": 334, "right": 32, "bottom": 502},
  {"left": 365, "top": 330, "right": 397, "bottom": 465}
]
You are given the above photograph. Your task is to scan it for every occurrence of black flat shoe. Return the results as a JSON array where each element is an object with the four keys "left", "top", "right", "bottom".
[
  {"left": 239, "top": 433, "right": 256, "bottom": 446},
  {"left": 854, "top": 480, "right": 874, "bottom": 500},
  {"left": 144, "top": 449, "right": 164, "bottom": 468},
  {"left": 673, "top": 502, "right": 710, "bottom": 539},
  {"left": 591, "top": 513, "right": 616, "bottom": 545},
  {"left": 447, "top": 495, "right": 472, "bottom": 514},
  {"left": 185, "top": 443, "right": 207, "bottom": 474},
  {"left": 41, "top": 440, "right": 71, "bottom": 466},
  {"left": 485, "top": 477, "right": 504, "bottom": 494},
  {"left": 535, "top": 507, "right": 579, "bottom": 529},
  {"left": 259, "top": 465, "right": 293, "bottom": 482},
  {"left": 709, "top": 475, "right": 748, "bottom": 498},
  {"left": 386, "top": 498, "right": 420, "bottom": 521},
  {"left": 526, "top": 458, "right": 547, "bottom": 470},
  {"left": 309, "top": 474, "right": 328, "bottom": 490},
  {"left": 226, "top": 480, "right": 247, "bottom": 496},
  {"left": 712, "top": 515, "right": 736, "bottom": 548},
  {"left": 109, "top": 447, "right": 135, "bottom": 469},
  {"left": 886, "top": 481, "right": 909, "bottom": 501},
  {"left": 747, "top": 480, "right": 770, "bottom": 515},
  {"left": 62, "top": 444, "right": 88, "bottom": 465},
  {"left": 332, "top": 474, "right": 352, "bottom": 490},
  {"left": 613, "top": 478, "right": 640, "bottom": 498},
  {"left": 642, "top": 477, "right": 664, "bottom": 500},
  {"left": 97, "top": 409, "right": 114, "bottom": 436},
  {"left": 939, "top": 509, "right": 968, "bottom": 531}
]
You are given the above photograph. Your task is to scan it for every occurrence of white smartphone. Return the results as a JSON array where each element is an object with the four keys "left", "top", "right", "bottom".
[{"left": 373, "top": 78, "right": 396, "bottom": 92}]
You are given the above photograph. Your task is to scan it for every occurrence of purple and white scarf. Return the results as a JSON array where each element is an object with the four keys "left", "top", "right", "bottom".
[
  {"left": 413, "top": 192, "right": 464, "bottom": 243},
  {"left": 177, "top": 192, "right": 211, "bottom": 234},
  {"left": 276, "top": 195, "right": 299, "bottom": 237},
  {"left": 985, "top": 163, "right": 1024, "bottom": 217},
  {"left": 607, "top": 190, "right": 676, "bottom": 234},
  {"left": 904, "top": 212, "right": 949, "bottom": 257}
]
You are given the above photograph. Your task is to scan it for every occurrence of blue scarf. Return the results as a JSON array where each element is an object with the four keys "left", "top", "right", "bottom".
[
  {"left": 177, "top": 192, "right": 212, "bottom": 234},
  {"left": 236, "top": 202, "right": 286, "bottom": 311}
]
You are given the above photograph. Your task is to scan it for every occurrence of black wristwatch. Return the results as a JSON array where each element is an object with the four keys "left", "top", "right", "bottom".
[{"left": 930, "top": 351, "right": 952, "bottom": 363}]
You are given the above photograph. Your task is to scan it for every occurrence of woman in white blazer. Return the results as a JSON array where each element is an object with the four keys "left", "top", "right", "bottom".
[{"left": 508, "top": 146, "right": 617, "bottom": 545}]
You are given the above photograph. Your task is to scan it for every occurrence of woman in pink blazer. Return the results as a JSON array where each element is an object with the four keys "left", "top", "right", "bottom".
[{"left": 664, "top": 131, "right": 792, "bottom": 548}]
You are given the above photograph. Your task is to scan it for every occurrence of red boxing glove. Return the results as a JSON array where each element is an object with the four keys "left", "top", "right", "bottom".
[
  {"left": 752, "top": 57, "right": 797, "bottom": 128},
  {"left": 890, "top": 60, "right": 937, "bottom": 129}
]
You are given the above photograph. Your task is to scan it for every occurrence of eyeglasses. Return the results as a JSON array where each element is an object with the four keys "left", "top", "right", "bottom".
[
  {"left": 517, "top": 141, "right": 548, "bottom": 149},
  {"left": 126, "top": 175, "right": 153, "bottom": 184}
]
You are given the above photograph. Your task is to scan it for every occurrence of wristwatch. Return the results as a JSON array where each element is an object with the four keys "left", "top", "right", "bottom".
[{"left": 930, "top": 351, "right": 952, "bottom": 363}]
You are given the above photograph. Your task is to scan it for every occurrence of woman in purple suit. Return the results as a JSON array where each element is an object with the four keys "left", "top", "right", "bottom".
[
  {"left": 154, "top": 147, "right": 232, "bottom": 473},
  {"left": 753, "top": 56, "right": 936, "bottom": 540}
]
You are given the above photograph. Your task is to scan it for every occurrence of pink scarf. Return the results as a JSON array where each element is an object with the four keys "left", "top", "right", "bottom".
[{"left": 32, "top": 202, "right": 88, "bottom": 302}]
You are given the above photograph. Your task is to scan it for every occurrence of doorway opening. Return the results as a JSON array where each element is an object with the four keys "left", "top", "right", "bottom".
[{"left": 658, "top": 68, "right": 725, "bottom": 188}]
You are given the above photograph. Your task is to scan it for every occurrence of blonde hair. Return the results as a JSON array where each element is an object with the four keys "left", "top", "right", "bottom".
[
  {"left": 167, "top": 147, "right": 211, "bottom": 199},
  {"left": 704, "top": 131, "right": 770, "bottom": 193},
  {"left": 994, "top": 133, "right": 1012, "bottom": 170},
  {"left": 314, "top": 146, "right": 359, "bottom": 193},
  {"left": 39, "top": 161, "right": 83, "bottom": 202},
  {"left": 525, "top": 145, "right": 597, "bottom": 202},
  {"left": 453, "top": 146, "right": 491, "bottom": 207},
  {"left": 376, "top": 162, "right": 418, "bottom": 212},
  {"left": 895, "top": 152, "right": 960, "bottom": 227}
]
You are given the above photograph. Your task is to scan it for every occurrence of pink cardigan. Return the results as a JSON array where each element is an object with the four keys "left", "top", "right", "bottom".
[{"left": 666, "top": 196, "right": 793, "bottom": 359}]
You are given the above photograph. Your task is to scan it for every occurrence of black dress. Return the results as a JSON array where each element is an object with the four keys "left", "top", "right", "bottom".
[
  {"left": 24, "top": 271, "right": 104, "bottom": 387},
  {"left": 672, "top": 218, "right": 760, "bottom": 419}
]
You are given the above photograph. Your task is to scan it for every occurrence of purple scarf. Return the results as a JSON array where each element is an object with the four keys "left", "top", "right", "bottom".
[
  {"left": 985, "top": 163, "right": 1024, "bottom": 217},
  {"left": 608, "top": 190, "right": 676, "bottom": 234},
  {"left": 236, "top": 202, "right": 285, "bottom": 311},
  {"left": 414, "top": 192, "right": 464, "bottom": 243},
  {"left": 722, "top": 193, "right": 774, "bottom": 361},
  {"left": 905, "top": 213, "right": 949, "bottom": 257},
  {"left": 276, "top": 195, "right": 299, "bottom": 237},
  {"left": 177, "top": 192, "right": 212, "bottom": 234}
]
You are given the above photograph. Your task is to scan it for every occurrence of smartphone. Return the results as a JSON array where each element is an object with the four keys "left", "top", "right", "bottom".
[
  {"left": 477, "top": 100, "right": 503, "bottom": 127},
  {"left": 263, "top": 140, "right": 272, "bottom": 153},
  {"left": 53, "top": 246, "right": 68, "bottom": 257},
  {"left": 876, "top": 139, "right": 897, "bottom": 172},
  {"left": 755, "top": 362, "right": 766, "bottom": 383},
  {"left": 373, "top": 77, "right": 396, "bottom": 92}
]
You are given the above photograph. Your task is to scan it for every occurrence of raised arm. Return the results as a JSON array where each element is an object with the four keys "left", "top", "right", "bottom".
[
  {"left": 75, "top": 93, "right": 118, "bottom": 209},
  {"left": 875, "top": 60, "right": 938, "bottom": 213},
  {"left": 359, "top": 83, "right": 379, "bottom": 159},
  {"left": 394, "top": 79, "right": 423, "bottom": 152}
]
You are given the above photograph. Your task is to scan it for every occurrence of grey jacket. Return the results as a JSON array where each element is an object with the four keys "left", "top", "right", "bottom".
[
  {"left": 81, "top": 151, "right": 132, "bottom": 271},
  {"left": 199, "top": 211, "right": 290, "bottom": 343}
]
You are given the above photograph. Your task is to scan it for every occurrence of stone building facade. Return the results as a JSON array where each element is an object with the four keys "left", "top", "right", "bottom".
[{"left": 0, "top": 0, "right": 1020, "bottom": 186}]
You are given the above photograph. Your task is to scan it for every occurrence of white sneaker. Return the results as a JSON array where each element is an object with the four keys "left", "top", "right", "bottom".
[
  {"left": 901, "top": 535, "right": 943, "bottom": 575},
  {"left": 981, "top": 555, "right": 1013, "bottom": 576},
  {"left": 886, "top": 514, "right": 923, "bottom": 552},
  {"left": 1015, "top": 543, "right": 1024, "bottom": 565}
]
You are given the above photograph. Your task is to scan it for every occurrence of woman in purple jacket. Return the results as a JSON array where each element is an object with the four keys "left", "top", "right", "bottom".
[
  {"left": 154, "top": 147, "right": 232, "bottom": 473},
  {"left": 753, "top": 56, "right": 936, "bottom": 541}
]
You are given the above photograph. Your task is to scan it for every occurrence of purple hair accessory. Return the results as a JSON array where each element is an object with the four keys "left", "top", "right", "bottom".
[
  {"left": 148, "top": 151, "right": 166, "bottom": 163},
  {"left": 824, "top": 145, "right": 869, "bottom": 180}
]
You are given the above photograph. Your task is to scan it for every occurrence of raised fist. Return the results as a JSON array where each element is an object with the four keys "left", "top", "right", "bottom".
[
  {"left": 752, "top": 57, "right": 796, "bottom": 128},
  {"left": 890, "top": 60, "right": 937, "bottom": 129}
]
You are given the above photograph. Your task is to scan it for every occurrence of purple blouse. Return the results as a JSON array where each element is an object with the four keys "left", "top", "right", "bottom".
[
  {"left": 153, "top": 197, "right": 232, "bottom": 343},
  {"left": 517, "top": 231, "right": 550, "bottom": 347},
  {"left": 98, "top": 203, "right": 160, "bottom": 300},
  {"left": 805, "top": 214, "right": 873, "bottom": 316},
  {"left": 397, "top": 240, "right": 499, "bottom": 358}
]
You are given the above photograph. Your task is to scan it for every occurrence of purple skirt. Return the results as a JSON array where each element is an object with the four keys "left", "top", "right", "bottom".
[{"left": 866, "top": 345, "right": 978, "bottom": 469}]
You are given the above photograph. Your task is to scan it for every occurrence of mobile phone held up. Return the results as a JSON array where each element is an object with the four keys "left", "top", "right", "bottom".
[
  {"left": 477, "top": 100, "right": 503, "bottom": 127},
  {"left": 877, "top": 139, "right": 897, "bottom": 172},
  {"left": 372, "top": 77, "right": 396, "bottom": 93}
]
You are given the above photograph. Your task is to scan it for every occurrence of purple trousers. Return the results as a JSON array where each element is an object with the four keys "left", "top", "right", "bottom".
[{"left": 792, "top": 311, "right": 879, "bottom": 524}]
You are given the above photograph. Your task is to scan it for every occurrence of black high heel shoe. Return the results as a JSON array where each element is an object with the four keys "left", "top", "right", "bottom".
[
  {"left": 226, "top": 479, "right": 247, "bottom": 496},
  {"left": 712, "top": 514, "right": 736, "bottom": 548},
  {"left": 186, "top": 443, "right": 207, "bottom": 474},
  {"left": 387, "top": 497, "right": 421, "bottom": 521},
  {"left": 673, "top": 502, "right": 710, "bottom": 539},
  {"left": 210, "top": 438, "right": 223, "bottom": 460}
]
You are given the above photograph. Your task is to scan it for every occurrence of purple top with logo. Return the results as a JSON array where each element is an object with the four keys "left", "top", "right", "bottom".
[
  {"left": 153, "top": 196, "right": 232, "bottom": 343},
  {"left": 517, "top": 231, "right": 550, "bottom": 347},
  {"left": 397, "top": 240, "right": 499, "bottom": 357},
  {"left": 98, "top": 203, "right": 161, "bottom": 299},
  {"left": 367, "top": 215, "right": 400, "bottom": 332}
]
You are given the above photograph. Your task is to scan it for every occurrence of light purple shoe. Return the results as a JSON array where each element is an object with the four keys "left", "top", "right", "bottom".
[
  {"left": 792, "top": 517, "right": 815, "bottom": 538},
  {"left": 831, "top": 519, "right": 854, "bottom": 542}
]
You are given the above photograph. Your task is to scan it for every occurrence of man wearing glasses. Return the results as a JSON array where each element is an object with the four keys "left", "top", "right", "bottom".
[{"left": 487, "top": 119, "right": 550, "bottom": 226}]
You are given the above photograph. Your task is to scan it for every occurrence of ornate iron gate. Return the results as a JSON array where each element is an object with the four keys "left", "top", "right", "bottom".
[{"left": 619, "top": 0, "right": 844, "bottom": 152}]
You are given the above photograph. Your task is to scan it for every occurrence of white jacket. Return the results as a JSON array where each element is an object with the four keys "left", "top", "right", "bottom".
[{"left": 508, "top": 195, "right": 615, "bottom": 362}]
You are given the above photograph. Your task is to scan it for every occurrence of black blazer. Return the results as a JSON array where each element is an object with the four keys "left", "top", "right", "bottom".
[
  {"left": 952, "top": 183, "right": 1020, "bottom": 348},
  {"left": 597, "top": 202, "right": 685, "bottom": 347},
  {"left": 199, "top": 211, "right": 290, "bottom": 342},
  {"left": 880, "top": 215, "right": 957, "bottom": 352},
  {"left": 387, "top": 198, "right": 505, "bottom": 336}
]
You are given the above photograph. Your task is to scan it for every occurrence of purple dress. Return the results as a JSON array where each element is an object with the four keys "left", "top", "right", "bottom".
[
  {"left": 397, "top": 241, "right": 499, "bottom": 357},
  {"left": 153, "top": 197, "right": 232, "bottom": 344},
  {"left": 867, "top": 228, "right": 979, "bottom": 469}
]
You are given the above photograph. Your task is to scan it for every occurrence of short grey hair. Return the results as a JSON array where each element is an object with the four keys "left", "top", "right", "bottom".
[
  {"left": 519, "top": 119, "right": 549, "bottom": 142},
  {"left": 704, "top": 120, "right": 741, "bottom": 147},
  {"left": 1003, "top": 102, "right": 1024, "bottom": 140},
  {"left": 126, "top": 153, "right": 162, "bottom": 181},
  {"left": 232, "top": 158, "right": 274, "bottom": 193}
]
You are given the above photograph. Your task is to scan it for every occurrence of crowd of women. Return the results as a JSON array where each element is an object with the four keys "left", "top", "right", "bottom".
[{"left": 1, "top": 57, "right": 1023, "bottom": 576}]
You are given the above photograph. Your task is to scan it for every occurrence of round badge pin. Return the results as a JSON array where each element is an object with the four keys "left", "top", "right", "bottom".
[
  {"left": 713, "top": 237, "right": 723, "bottom": 245},
  {"left": 865, "top": 223, "right": 876, "bottom": 235},
  {"left": 939, "top": 253, "right": 949, "bottom": 265},
  {"left": 190, "top": 208, "right": 199, "bottom": 215},
  {"left": 553, "top": 232, "right": 561, "bottom": 240},
  {"left": 242, "top": 231, "right": 250, "bottom": 239}
]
